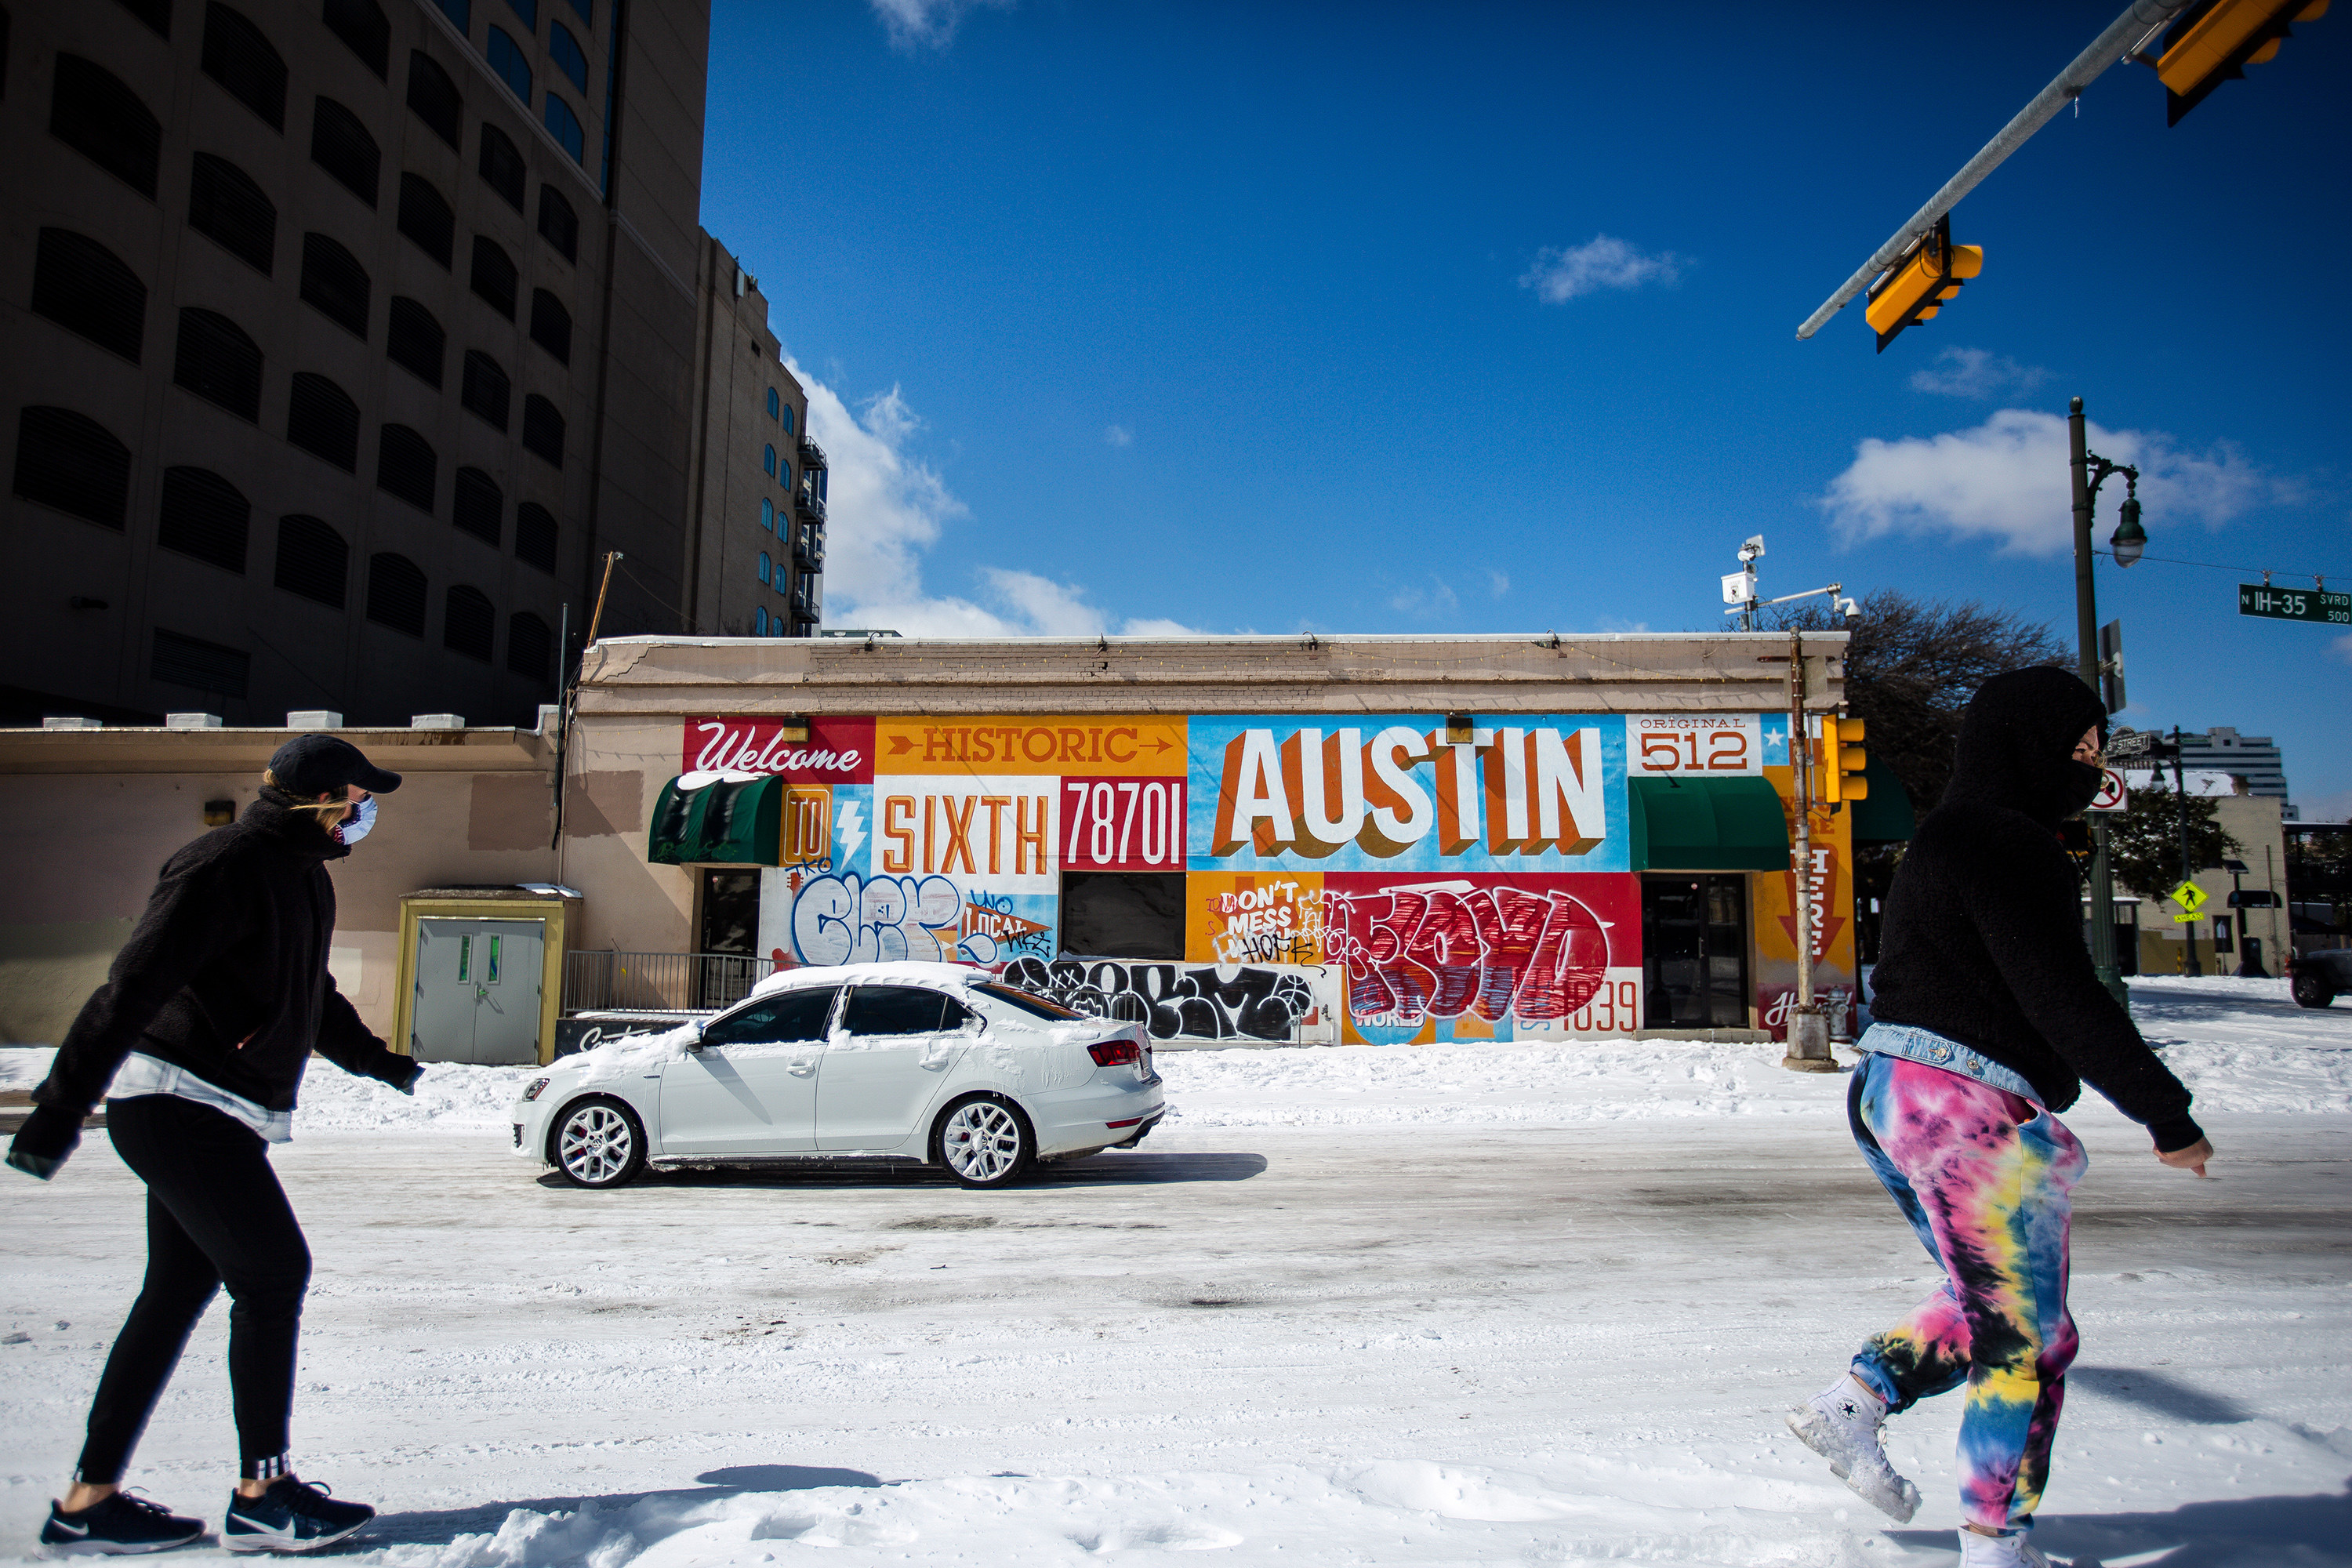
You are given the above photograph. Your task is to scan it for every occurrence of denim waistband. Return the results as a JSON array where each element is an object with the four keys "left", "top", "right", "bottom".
[{"left": 1857, "top": 1022, "right": 2042, "bottom": 1107}]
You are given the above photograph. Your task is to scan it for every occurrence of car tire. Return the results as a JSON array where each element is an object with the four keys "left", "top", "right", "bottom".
[
  {"left": 933, "top": 1094, "right": 1034, "bottom": 1189},
  {"left": 550, "top": 1096, "right": 648, "bottom": 1189},
  {"left": 2290, "top": 970, "right": 2338, "bottom": 1010}
]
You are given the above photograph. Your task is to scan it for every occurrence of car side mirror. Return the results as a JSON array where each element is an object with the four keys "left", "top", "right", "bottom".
[{"left": 685, "top": 1021, "right": 708, "bottom": 1051}]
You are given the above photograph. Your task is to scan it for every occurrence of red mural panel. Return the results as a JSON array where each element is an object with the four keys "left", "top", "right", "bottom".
[
  {"left": 681, "top": 716, "right": 875, "bottom": 783},
  {"left": 1322, "top": 873, "right": 1639, "bottom": 1029},
  {"left": 1058, "top": 776, "right": 1189, "bottom": 871}
]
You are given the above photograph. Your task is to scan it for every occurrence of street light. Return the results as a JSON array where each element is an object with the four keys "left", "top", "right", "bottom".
[
  {"left": 2069, "top": 397, "right": 2143, "bottom": 1008},
  {"left": 2111, "top": 485, "right": 2147, "bottom": 568}
]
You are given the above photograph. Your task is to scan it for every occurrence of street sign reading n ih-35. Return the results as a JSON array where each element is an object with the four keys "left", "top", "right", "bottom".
[{"left": 2238, "top": 584, "right": 2351, "bottom": 624}]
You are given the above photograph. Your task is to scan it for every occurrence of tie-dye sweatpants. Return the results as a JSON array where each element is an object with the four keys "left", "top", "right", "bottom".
[{"left": 1845, "top": 1050, "right": 2089, "bottom": 1533}]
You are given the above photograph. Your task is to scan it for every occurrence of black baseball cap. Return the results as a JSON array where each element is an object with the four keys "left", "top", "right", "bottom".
[{"left": 267, "top": 734, "right": 402, "bottom": 796}]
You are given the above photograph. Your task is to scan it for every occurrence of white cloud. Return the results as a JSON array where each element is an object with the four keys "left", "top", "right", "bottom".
[
  {"left": 793, "top": 360, "right": 1201, "bottom": 638},
  {"left": 1519, "top": 234, "right": 1685, "bottom": 303},
  {"left": 1103, "top": 424, "right": 1133, "bottom": 448},
  {"left": 1908, "top": 347, "right": 2049, "bottom": 400},
  {"left": 1486, "top": 570, "right": 1510, "bottom": 599},
  {"left": 869, "top": 0, "right": 1011, "bottom": 50},
  {"left": 1819, "top": 408, "right": 2282, "bottom": 557},
  {"left": 2335, "top": 632, "right": 2352, "bottom": 666},
  {"left": 1388, "top": 579, "right": 1460, "bottom": 618}
]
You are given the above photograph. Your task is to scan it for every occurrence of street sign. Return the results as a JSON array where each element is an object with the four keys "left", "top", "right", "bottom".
[
  {"left": 2097, "top": 619, "right": 2125, "bottom": 713},
  {"left": 2238, "top": 583, "right": 2351, "bottom": 624},
  {"left": 2166, "top": 880, "right": 2208, "bottom": 916},
  {"left": 2087, "top": 768, "right": 2128, "bottom": 812}
]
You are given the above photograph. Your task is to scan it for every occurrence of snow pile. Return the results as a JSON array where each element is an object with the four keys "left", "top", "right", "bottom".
[
  {"left": 2129, "top": 975, "right": 2352, "bottom": 1114},
  {"left": 2, "top": 970, "right": 2341, "bottom": 1139},
  {"left": 1157, "top": 1038, "right": 1836, "bottom": 1129},
  {"left": 0, "top": 1049, "right": 531, "bottom": 1134},
  {"left": 354, "top": 1460, "right": 1871, "bottom": 1568}
]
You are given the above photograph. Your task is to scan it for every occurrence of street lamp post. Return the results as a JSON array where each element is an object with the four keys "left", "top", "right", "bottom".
[{"left": 2068, "top": 397, "right": 2140, "bottom": 1010}]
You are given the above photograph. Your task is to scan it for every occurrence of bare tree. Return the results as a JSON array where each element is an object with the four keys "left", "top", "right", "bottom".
[{"left": 1755, "top": 589, "right": 2070, "bottom": 817}]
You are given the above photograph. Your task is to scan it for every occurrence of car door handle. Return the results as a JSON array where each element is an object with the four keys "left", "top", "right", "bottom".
[{"left": 786, "top": 1060, "right": 816, "bottom": 1077}]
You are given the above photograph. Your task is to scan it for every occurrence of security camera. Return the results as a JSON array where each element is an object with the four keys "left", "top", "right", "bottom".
[{"left": 1840, "top": 597, "right": 1862, "bottom": 624}]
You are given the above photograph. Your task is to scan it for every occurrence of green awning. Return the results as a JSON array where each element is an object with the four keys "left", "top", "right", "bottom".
[
  {"left": 1848, "top": 753, "right": 1918, "bottom": 843},
  {"left": 1628, "top": 775, "right": 1791, "bottom": 871},
  {"left": 647, "top": 775, "right": 783, "bottom": 866}
]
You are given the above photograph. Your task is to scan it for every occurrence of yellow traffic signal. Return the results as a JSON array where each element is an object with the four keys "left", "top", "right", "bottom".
[
  {"left": 1821, "top": 715, "right": 1869, "bottom": 804},
  {"left": 1863, "top": 216, "right": 1982, "bottom": 354},
  {"left": 2158, "top": 0, "right": 2328, "bottom": 126}
]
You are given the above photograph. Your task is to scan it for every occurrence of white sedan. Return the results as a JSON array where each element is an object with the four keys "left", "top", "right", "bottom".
[{"left": 510, "top": 963, "right": 1166, "bottom": 1189}]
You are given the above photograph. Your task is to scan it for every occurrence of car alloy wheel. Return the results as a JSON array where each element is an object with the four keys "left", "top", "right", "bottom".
[
  {"left": 938, "top": 1095, "right": 1033, "bottom": 1189},
  {"left": 554, "top": 1098, "right": 645, "bottom": 1188}
]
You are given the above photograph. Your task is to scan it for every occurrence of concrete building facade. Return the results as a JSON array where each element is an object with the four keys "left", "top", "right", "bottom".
[
  {"left": 682, "top": 234, "right": 824, "bottom": 641},
  {"left": 2172, "top": 727, "right": 2292, "bottom": 818},
  {"left": 2, "top": 0, "right": 713, "bottom": 731}
]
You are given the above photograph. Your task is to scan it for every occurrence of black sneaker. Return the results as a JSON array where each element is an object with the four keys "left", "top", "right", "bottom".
[
  {"left": 39, "top": 1493, "right": 205, "bottom": 1555},
  {"left": 220, "top": 1480, "right": 375, "bottom": 1554}
]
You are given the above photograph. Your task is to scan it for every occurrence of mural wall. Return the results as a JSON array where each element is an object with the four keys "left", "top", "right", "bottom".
[{"left": 677, "top": 711, "right": 1816, "bottom": 1045}]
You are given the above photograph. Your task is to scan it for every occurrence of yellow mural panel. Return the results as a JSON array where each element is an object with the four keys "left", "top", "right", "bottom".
[
  {"left": 873, "top": 716, "right": 1188, "bottom": 777},
  {"left": 1752, "top": 761, "right": 1860, "bottom": 1036}
]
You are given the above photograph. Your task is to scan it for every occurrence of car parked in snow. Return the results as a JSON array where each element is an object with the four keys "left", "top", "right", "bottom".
[
  {"left": 2288, "top": 947, "right": 2351, "bottom": 1009},
  {"left": 510, "top": 963, "right": 1165, "bottom": 1189}
]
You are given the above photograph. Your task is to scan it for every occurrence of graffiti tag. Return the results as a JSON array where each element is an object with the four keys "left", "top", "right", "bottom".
[{"left": 999, "top": 956, "right": 1324, "bottom": 1043}]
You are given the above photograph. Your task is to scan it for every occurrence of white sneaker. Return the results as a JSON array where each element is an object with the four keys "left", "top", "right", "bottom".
[
  {"left": 1958, "top": 1526, "right": 2060, "bottom": 1566},
  {"left": 1784, "top": 1374, "right": 1922, "bottom": 1523}
]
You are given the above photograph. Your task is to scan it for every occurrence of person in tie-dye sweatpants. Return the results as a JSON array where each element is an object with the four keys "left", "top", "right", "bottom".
[
  {"left": 1847, "top": 1048, "right": 2088, "bottom": 1532},
  {"left": 1785, "top": 669, "right": 2210, "bottom": 1568}
]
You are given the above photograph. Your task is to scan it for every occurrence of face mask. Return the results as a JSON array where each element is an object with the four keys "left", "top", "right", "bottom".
[{"left": 336, "top": 795, "right": 377, "bottom": 846}]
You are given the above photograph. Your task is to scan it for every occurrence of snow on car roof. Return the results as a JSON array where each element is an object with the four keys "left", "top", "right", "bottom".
[{"left": 748, "top": 961, "right": 989, "bottom": 998}]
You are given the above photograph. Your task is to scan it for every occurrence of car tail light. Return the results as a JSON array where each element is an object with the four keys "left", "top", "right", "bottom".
[{"left": 1087, "top": 1038, "right": 1142, "bottom": 1068}]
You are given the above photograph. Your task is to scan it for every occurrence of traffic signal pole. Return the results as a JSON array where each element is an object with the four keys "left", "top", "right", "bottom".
[
  {"left": 1795, "top": 0, "right": 2193, "bottom": 340},
  {"left": 2070, "top": 401, "right": 2130, "bottom": 1010}
]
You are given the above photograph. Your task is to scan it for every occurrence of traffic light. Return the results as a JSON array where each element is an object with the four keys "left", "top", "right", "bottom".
[
  {"left": 1820, "top": 714, "right": 1868, "bottom": 804},
  {"left": 1864, "top": 216, "right": 1982, "bottom": 354},
  {"left": 2158, "top": 0, "right": 2328, "bottom": 126}
]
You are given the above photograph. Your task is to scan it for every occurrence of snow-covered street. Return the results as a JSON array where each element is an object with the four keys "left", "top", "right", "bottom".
[{"left": 5, "top": 977, "right": 2348, "bottom": 1566}]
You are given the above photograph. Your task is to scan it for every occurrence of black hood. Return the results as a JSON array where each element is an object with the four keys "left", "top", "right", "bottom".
[{"left": 1942, "top": 666, "right": 2108, "bottom": 827}]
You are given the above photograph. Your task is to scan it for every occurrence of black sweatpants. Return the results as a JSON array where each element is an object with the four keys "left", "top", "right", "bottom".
[{"left": 76, "top": 1095, "right": 312, "bottom": 1484}]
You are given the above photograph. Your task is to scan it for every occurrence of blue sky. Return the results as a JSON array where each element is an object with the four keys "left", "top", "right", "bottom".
[{"left": 699, "top": 1, "right": 2351, "bottom": 816}]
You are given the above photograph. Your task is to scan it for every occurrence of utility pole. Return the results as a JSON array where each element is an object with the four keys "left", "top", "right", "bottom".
[
  {"left": 1783, "top": 627, "right": 1836, "bottom": 1073},
  {"left": 554, "top": 552, "right": 622, "bottom": 865},
  {"left": 2070, "top": 398, "right": 2130, "bottom": 1008},
  {"left": 2172, "top": 724, "right": 2201, "bottom": 976}
]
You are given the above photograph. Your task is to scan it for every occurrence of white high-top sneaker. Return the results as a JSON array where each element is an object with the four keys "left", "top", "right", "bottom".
[
  {"left": 1784, "top": 1373, "right": 1922, "bottom": 1523},
  {"left": 1957, "top": 1526, "right": 2059, "bottom": 1566}
]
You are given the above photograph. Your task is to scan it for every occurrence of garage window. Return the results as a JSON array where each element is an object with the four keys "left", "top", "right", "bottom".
[{"left": 1058, "top": 872, "right": 1185, "bottom": 959}]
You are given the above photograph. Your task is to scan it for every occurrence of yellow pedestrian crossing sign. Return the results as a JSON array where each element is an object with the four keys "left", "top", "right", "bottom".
[{"left": 2166, "top": 880, "right": 2208, "bottom": 920}]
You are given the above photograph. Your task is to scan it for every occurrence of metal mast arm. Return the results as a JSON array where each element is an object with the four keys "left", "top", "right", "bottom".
[{"left": 1795, "top": 0, "right": 2191, "bottom": 340}]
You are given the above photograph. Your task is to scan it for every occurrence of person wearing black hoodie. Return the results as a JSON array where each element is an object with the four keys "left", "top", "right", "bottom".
[
  {"left": 1784, "top": 667, "right": 2212, "bottom": 1568},
  {"left": 7, "top": 735, "right": 422, "bottom": 1555}
]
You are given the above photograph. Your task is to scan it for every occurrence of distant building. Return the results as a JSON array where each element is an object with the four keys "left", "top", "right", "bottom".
[
  {"left": 682, "top": 235, "right": 824, "bottom": 640},
  {"left": 2, "top": 0, "right": 715, "bottom": 728},
  {"left": 2174, "top": 728, "right": 2292, "bottom": 818}
]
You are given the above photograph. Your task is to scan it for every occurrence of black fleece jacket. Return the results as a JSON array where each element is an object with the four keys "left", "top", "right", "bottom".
[
  {"left": 33, "top": 793, "right": 416, "bottom": 1118},
  {"left": 1868, "top": 666, "right": 2203, "bottom": 1152}
]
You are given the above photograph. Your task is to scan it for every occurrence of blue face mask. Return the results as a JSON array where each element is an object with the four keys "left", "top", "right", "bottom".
[{"left": 337, "top": 795, "right": 377, "bottom": 847}]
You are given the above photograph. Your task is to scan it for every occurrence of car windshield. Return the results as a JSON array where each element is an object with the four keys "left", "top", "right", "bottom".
[{"left": 973, "top": 982, "right": 1085, "bottom": 1021}]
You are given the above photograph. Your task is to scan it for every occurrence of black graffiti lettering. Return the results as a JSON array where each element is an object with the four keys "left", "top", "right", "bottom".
[{"left": 1001, "top": 956, "right": 1316, "bottom": 1042}]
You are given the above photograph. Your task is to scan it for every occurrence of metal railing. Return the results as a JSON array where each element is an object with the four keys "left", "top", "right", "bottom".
[{"left": 563, "top": 950, "right": 768, "bottom": 1014}]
